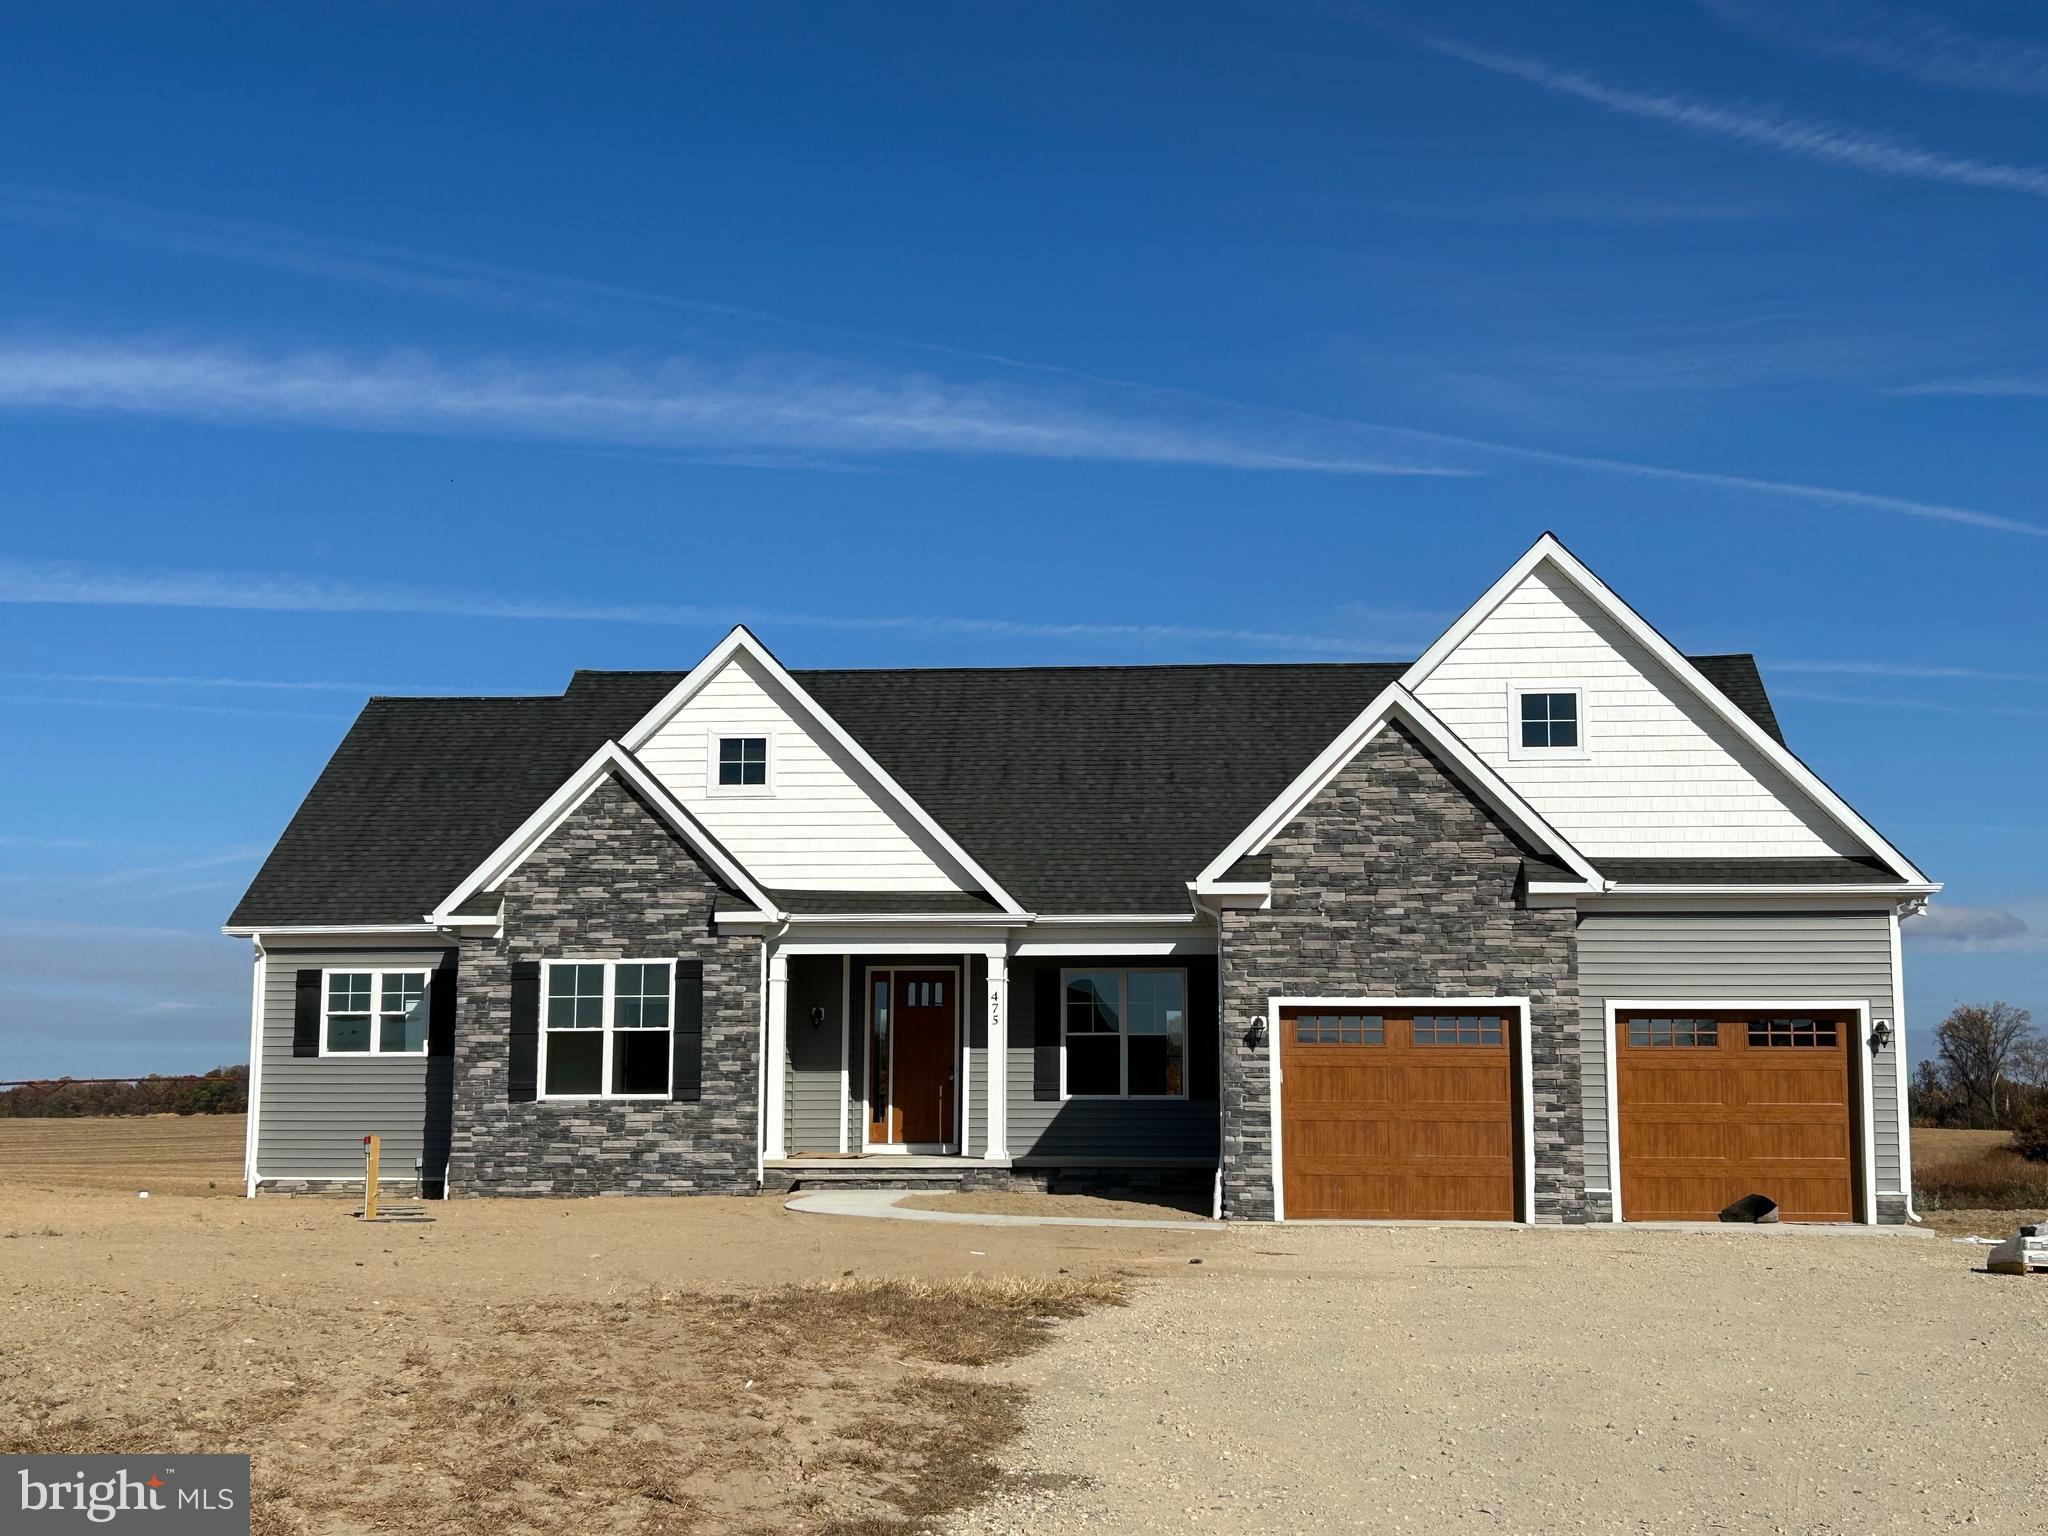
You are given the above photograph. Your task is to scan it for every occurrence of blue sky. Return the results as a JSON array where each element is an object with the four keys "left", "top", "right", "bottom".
[{"left": 2, "top": 1, "right": 2043, "bottom": 1078}]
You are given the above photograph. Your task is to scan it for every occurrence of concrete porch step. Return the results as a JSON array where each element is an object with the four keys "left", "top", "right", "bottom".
[{"left": 763, "top": 1158, "right": 992, "bottom": 1194}]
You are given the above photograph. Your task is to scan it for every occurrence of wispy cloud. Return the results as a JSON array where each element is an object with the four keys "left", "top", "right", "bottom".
[
  {"left": 1888, "top": 375, "right": 2048, "bottom": 397},
  {"left": 0, "top": 555, "right": 1423, "bottom": 658},
  {"left": 0, "top": 338, "right": 1465, "bottom": 478},
  {"left": 2, "top": 691, "right": 354, "bottom": 722},
  {"left": 3, "top": 669, "right": 454, "bottom": 693},
  {"left": 1776, "top": 687, "right": 2048, "bottom": 720},
  {"left": 1905, "top": 902, "right": 2046, "bottom": 952},
  {"left": 1702, "top": 1, "right": 2048, "bottom": 99},
  {"left": 1768, "top": 659, "right": 2048, "bottom": 683},
  {"left": 1414, "top": 32, "right": 2048, "bottom": 199}
]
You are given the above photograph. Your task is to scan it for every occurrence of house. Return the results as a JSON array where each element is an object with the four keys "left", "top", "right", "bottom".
[{"left": 224, "top": 534, "right": 1936, "bottom": 1222}]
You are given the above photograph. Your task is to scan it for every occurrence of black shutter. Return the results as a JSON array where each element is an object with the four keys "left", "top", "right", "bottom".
[
  {"left": 1032, "top": 963, "right": 1062, "bottom": 1101},
  {"left": 672, "top": 959, "right": 704, "bottom": 1102},
  {"left": 507, "top": 961, "right": 541, "bottom": 1103},
  {"left": 428, "top": 959, "right": 457, "bottom": 1057},
  {"left": 292, "top": 969, "right": 322, "bottom": 1057}
]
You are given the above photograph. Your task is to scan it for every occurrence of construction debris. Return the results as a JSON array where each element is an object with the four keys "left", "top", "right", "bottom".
[{"left": 1986, "top": 1223, "right": 2047, "bottom": 1276}]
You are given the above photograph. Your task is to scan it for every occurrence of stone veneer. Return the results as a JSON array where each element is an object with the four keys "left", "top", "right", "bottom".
[
  {"left": 1219, "top": 721, "right": 1584, "bottom": 1222},
  {"left": 447, "top": 774, "right": 762, "bottom": 1195}
]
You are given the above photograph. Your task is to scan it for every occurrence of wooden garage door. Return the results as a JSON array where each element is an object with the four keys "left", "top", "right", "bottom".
[
  {"left": 1616, "top": 1011, "right": 1855, "bottom": 1222},
  {"left": 1279, "top": 1008, "right": 1516, "bottom": 1220}
]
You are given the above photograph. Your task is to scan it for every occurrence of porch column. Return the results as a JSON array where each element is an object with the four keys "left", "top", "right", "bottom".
[
  {"left": 982, "top": 951, "right": 1010, "bottom": 1160},
  {"left": 764, "top": 949, "right": 789, "bottom": 1160}
]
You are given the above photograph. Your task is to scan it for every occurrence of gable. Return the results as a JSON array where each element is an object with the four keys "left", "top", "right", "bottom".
[
  {"left": 505, "top": 772, "right": 735, "bottom": 909},
  {"left": 1269, "top": 720, "right": 1551, "bottom": 905},
  {"left": 633, "top": 649, "right": 981, "bottom": 893},
  {"left": 1411, "top": 563, "right": 1868, "bottom": 862}
]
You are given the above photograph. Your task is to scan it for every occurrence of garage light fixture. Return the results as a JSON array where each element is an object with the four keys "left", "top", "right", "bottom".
[
  {"left": 1246, "top": 1015, "right": 1268, "bottom": 1049},
  {"left": 1870, "top": 1018, "right": 1894, "bottom": 1052}
]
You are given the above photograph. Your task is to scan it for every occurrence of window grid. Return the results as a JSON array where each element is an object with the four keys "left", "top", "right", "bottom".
[
  {"left": 1748, "top": 1017, "right": 1839, "bottom": 1049},
  {"left": 716, "top": 735, "right": 768, "bottom": 787},
  {"left": 1411, "top": 1013, "right": 1504, "bottom": 1046},
  {"left": 1292, "top": 1012, "right": 1385, "bottom": 1046},
  {"left": 1061, "top": 968, "right": 1188, "bottom": 1100},
  {"left": 1519, "top": 691, "right": 1580, "bottom": 750},
  {"left": 323, "top": 968, "right": 430, "bottom": 1056},
  {"left": 1626, "top": 1016, "right": 1719, "bottom": 1048},
  {"left": 540, "top": 959, "right": 675, "bottom": 1099}
]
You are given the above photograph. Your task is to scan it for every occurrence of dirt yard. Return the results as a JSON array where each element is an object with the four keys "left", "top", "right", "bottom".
[{"left": 5, "top": 1117, "right": 2048, "bottom": 1534}]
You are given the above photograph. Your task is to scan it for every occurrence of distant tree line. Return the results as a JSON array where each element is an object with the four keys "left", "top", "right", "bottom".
[
  {"left": 0, "top": 1064, "right": 248, "bottom": 1118},
  {"left": 1910, "top": 1003, "right": 2048, "bottom": 1159}
]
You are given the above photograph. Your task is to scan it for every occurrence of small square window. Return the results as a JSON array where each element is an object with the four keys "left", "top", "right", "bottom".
[
  {"left": 1519, "top": 692, "right": 1580, "bottom": 750},
  {"left": 716, "top": 736, "right": 769, "bottom": 787}
]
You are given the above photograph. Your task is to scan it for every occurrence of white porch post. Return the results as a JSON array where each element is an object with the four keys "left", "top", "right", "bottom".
[
  {"left": 982, "top": 950, "right": 1010, "bottom": 1160},
  {"left": 764, "top": 949, "right": 789, "bottom": 1160}
]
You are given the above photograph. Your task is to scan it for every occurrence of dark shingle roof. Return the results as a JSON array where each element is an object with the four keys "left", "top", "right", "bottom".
[
  {"left": 1602, "top": 857, "right": 1899, "bottom": 886},
  {"left": 228, "top": 654, "right": 1801, "bottom": 927},
  {"left": 767, "top": 889, "right": 1006, "bottom": 915}
]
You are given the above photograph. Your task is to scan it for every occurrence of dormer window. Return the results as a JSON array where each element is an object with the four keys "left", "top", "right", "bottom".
[
  {"left": 710, "top": 734, "right": 771, "bottom": 793},
  {"left": 1509, "top": 687, "right": 1585, "bottom": 759}
]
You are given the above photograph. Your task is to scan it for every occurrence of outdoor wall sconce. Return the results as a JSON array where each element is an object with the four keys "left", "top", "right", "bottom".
[
  {"left": 1870, "top": 1018, "right": 1894, "bottom": 1051},
  {"left": 809, "top": 1005, "right": 827, "bottom": 1031},
  {"left": 1245, "top": 1015, "right": 1268, "bottom": 1049}
]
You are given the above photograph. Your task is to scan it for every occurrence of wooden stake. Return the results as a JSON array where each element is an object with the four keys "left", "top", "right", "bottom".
[{"left": 363, "top": 1133, "right": 380, "bottom": 1221}]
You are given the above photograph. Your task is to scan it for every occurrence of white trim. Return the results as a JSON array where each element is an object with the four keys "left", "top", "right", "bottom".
[
  {"left": 431, "top": 739, "right": 779, "bottom": 924},
  {"left": 1264, "top": 996, "right": 1535, "bottom": 1224},
  {"left": 764, "top": 950, "right": 789, "bottom": 1159},
  {"left": 738, "top": 910, "right": 1028, "bottom": 927},
  {"left": 1196, "top": 684, "right": 1603, "bottom": 890},
  {"left": 1504, "top": 681, "right": 1588, "bottom": 762},
  {"left": 536, "top": 957, "right": 678, "bottom": 1102},
  {"left": 861, "top": 964, "right": 963, "bottom": 1152},
  {"left": 1600, "top": 998, "right": 1874, "bottom": 1224},
  {"left": 1034, "top": 912, "right": 1202, "bottom": 925},
  {"left": 983, "top": 950, "right": 1010, "bottom": 1160},
  {"left": 1591, "top": 883, "right": 1939, "bottom": 899},
  {"left": 837, "top": 954, "right": 851, "bottom": 1156},
  {"left": 1888, "top": 905, "right": 1917, "bottom": 1220},
  {"left": 618, "top": 626, "right": 1027, "bottom": 914},
  {"left": 1400, "top": 534, "right": 1929, "bottom": 884},
  {"left": 242, "top": 939, "right": 266, "bottom": 1198},
  {"left": 1057, "top": 966, "right": 1193, "bottom": 1102},
  {"left": 705, "top": 728, "right": 776, "bottom": 797},
  {"left": 222, "top": 923, "right": 437, "bottom": 938},
  {"left": 317, "top": 966, "right": 433, "bottom": 1058}
]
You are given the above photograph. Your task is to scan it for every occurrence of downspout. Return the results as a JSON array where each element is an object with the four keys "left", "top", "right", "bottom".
[
  {"left": 242, "top": 937, "right": 266, "bottom": 1198},
  {"left": 1891, "top": 900, "right": 1923, "bottom": 1223},
  {"left": 1189, "top": 887, "right": 1227, "bottom": 1221}
]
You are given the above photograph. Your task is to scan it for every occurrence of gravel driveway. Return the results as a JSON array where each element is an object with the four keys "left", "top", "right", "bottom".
[{"left": 952, "top": 1223, "right": 2048, "bottom": 1534}]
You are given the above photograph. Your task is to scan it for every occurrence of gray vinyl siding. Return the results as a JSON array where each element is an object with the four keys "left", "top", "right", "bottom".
[
  {"left": 786, "top": 955, "right": 846, "bottom": 1153},
  {"left": 256, "top": 945, "right": 455, "bottom": 1183},
  {"left": 1004, "top": 957, "right": 1220, "bottom": 1164},
  {"left": 1577, "top": 909, "right": 1901, "bottom": 1211}
]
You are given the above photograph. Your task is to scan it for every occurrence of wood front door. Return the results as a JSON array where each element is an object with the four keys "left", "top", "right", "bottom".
[
  {"left": 1616, "top": 1010, "right": 1855, "bottom": 1222},
  {"left": 869, "top": 969, "right": 957, "bottom": 1146},
  {"left": 1279, "top": 1007, "right": 1517, "bottom": 1220}
]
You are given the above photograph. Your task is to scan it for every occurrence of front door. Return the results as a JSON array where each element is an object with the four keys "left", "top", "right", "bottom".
[{"left": 868, "top": 969, "right": 957, "bottom": 1147}]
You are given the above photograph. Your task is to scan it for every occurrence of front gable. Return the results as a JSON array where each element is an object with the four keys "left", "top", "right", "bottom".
[
  {"left": 1401, "top": 536, "right": 1926, "bottom": 881},
  {"left": 631, "top": 643, "right": 986, "bottom": 894}
]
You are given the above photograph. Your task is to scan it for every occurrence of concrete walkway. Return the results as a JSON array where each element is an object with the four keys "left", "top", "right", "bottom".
[
  {"left": 786, "top": 1187, "right": 1936, "bottom": 1236},
  {"left": 785, "top": 1188, "right": 1220, "bottom": 1230}
]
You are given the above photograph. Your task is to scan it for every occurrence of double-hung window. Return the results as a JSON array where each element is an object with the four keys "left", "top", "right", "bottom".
[
  {"left": 1509, "top": 684, "right": 1585, "bottom": 759},
  {"left": 1061, "top": 968, "right": 1188, "bottom": 1099},
  {"left": 541, "top": 959, "right": 674, "bottom": 1098},
  {"left": 323, "top": 969, "right": 430, "bottom": 1056}
]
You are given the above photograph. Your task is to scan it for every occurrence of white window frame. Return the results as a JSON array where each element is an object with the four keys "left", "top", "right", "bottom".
[
  {"left": 538, "top": 957, "right": 677, "bottom": 1101},
  {"left": 1505, "top": 682, "right": 1588, "bottom": 761},
  {"left": 705, "top": 730, "right": 775, "bottom": 797},
  {"left": 1058, "top": 965, "right": 1190, "bottom": 1101},
  {"left": 319, "top": 967, "right": 432, "bottom": 1058}
]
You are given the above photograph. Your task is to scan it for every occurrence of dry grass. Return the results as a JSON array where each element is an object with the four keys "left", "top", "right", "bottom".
[
  {"left": 1911, "top": 1128, "right": 2048, "bottom": 1212},
  {"left": 3, "top": 1273, "right": 1128, "bottom": 1536},
  {"left": 0, "top": 1112, "right": 244, "bottom": 1196}
]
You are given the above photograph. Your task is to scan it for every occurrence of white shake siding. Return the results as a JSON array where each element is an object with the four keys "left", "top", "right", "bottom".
[
  {"left": 636, "top": 654, "right": 976, "bottom": 891},
  {"left": 1414, "top": 568, "right": 1866, "bottom": 860}
]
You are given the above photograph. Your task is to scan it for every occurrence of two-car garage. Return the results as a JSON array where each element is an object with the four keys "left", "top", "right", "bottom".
[{"left": 1274, "top": 1001, "right": 1862, "bottom": 1223}]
